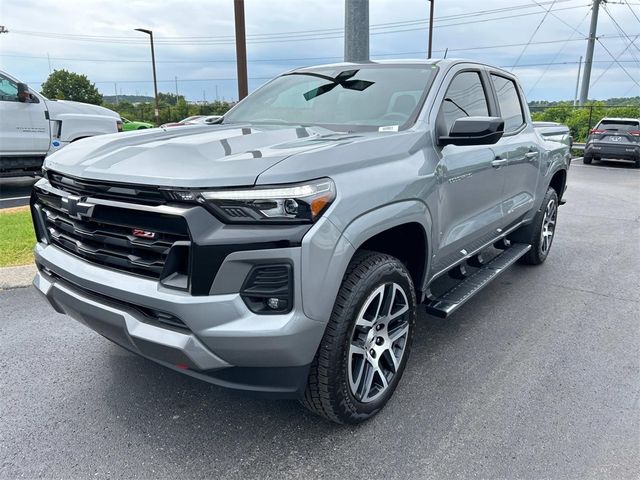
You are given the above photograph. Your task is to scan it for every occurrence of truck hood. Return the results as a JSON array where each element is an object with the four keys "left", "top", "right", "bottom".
[
  {"left": 45, "top": 99, "right": 120, "bottom": 119},
  {"left": 44, "top": 124, "right": 365, "bottom": 188}
]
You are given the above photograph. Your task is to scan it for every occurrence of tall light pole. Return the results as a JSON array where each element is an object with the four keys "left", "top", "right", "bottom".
[
  {"left": 135, "top": 28, "right": 160, "bottom": 125},
  {"left": 579, "top": 0, "right": 602, "bottom": 106},
  {"left": 234, "top": 0, "right": 248, "bottom": 100},
  {"left": 427, "top": 0, "right": 435, "bottom": 59},
  {"left": 344, "top": 0, "right": 369, "bottom": 62}
]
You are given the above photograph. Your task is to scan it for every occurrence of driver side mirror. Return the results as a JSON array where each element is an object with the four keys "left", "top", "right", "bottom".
[
  {"left": 17, "top": 82, "right": 37, "bottom": 103},
  {"left": 439, "top": 117, "right": 504, "bottom": 146}
]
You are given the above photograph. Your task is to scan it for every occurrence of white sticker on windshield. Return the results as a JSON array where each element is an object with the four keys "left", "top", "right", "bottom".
[{"left": 379, "top": 125, "right": 399, "bottom": 132}]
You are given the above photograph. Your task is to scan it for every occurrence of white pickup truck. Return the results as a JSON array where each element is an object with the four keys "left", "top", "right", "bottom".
[{"left": 0, "top": 70, "right": 122, "bottom": 177}]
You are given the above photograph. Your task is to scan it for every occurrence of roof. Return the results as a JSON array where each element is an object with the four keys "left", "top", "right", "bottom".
[
  {"left": 289, "top": 58, "right": 515, "bottom": 77},
  {"left": 599, "top": 117, "right": 640, "bottom": 122}
]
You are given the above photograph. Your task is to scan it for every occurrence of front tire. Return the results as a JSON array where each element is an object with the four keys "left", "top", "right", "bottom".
[
  {"left": 302, "top": 251, "right": 416, "bottom": 424},
  {"left": 511, "top": 187, "right": 559, "bottom": 265},
  {"left": 583, "top": 155, "right": 592, "bottom": 164}
]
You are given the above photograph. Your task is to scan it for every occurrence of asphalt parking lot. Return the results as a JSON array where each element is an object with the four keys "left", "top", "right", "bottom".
[
  {"left": 1, "top": 159, "right": 638, "bottom": 479},
  {"left": 0, "top": 176, "right": 36, "bottom": 209}
]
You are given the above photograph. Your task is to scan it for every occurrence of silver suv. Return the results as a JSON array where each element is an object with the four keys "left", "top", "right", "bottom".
[
  {"left": 584, "top": 117, "right": 640, "bottom": 168},
  {"left": 31, "top": 60, "right": 570, "bottom": 423}
]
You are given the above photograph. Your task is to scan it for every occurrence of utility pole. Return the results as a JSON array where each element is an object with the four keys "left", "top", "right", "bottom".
[
  {"left": 344, "top": 0, "right": 369, "bottom": 62},
  {"left": 134, "top": 28, "right": 160, "bottom": 125},
  {"left": 427, "top": 0, "right": 435, "bottom": 59},
  {"left": 573, "top": 56, "right": 582, "bottom": 106},
  {"left": 114, "top": 82, "right": 119, "bottom": 104},
  {"left": 579, "top": 0, "right": 603, "bottom": 106},
  {"left": 47, "top": 53, "right": 53, "bottom": 73},
  {"left": 174, "top": 76, "right": 179, "bottom": 98},
  {"left": 234, "top": 0, "right": 248, "bottom": 100}
]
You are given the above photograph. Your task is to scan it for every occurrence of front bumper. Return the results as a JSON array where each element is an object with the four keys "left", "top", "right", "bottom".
[
  {"left": 586, "top": 142, "right": 639, "bottom": 161},
  {"left": 33, "top": 242, "right": 325, "bottom": 397}
]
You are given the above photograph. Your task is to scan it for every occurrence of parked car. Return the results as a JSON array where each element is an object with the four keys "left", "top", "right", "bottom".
[
  {"left": 191, "top": 115, "right": 223, "bottom": 125},
  {"left": 160, "top": 115, "right": 206, "bottom": 128},
  {"left": 31, "top": 59, "right": 570, "bottom": 424},
  {"left": 0, "top": 70, "right": 121, "bottom": 177},
  {"left": 584, "top": 117, "right": 640, "bottom": 168},
  {"left": 121, "top": 117, "right": 154, "bottom": 131}
]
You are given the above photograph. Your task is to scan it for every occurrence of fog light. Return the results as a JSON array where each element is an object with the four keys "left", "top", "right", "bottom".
[{"left": 267, "top": 298, "right": 281, "bottom": 309}]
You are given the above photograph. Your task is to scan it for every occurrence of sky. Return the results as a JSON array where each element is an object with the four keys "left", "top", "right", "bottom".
[{"left": 0, "top": 0, "right": 638, "bottom": 103}]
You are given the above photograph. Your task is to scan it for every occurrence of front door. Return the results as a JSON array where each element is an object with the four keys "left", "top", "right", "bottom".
[
  {"left": 433, "top": 69, "right": 506, "bottom": 269},
  {"left": 0, "top": 73, "right": 50, "bottom": 155}
]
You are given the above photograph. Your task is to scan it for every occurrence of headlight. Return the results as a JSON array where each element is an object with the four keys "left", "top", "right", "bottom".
[{"left": 171, "top": 178, "right": 336, "bottom": 224}]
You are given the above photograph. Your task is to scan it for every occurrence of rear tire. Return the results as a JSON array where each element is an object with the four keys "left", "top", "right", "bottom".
[
  {"left": 302, "top": 251, "right": 416, "bottom": 424},
  {"left": 634, "top": 156, "right": 640, "bottom": 169},
  {"left": 583, "top": 155, "right": 592, "bottom": 164},
  {"left": 510, "top": 187, "right": 559, "bottom": 265}
]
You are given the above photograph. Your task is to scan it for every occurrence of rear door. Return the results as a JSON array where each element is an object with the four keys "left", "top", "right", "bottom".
[
  {"left": 431, "top": 67, "right": 506, "bottom": 270},
  {"left": 0, "top": 72, "right": 50, "bottom": 154},
  {"left": 488, "top": 72, "right": 540, "bottom": 226}
]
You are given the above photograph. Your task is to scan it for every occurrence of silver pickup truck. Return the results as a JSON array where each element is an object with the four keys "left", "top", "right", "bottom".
[{"left": 31, "top": 59, "right": 570, "bottom": 424}]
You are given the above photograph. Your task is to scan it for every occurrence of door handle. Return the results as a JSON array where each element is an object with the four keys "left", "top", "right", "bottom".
[
  {"left": 491, "top": 158, "right": 508, "bottom": 168},
  {"left": 525, "top": 151, "right": 539, "bottom": 160}
]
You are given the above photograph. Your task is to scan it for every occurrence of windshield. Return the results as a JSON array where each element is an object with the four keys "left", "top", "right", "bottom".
[{"left": 224, "top": 65, "right": 437, "bottom": 130}]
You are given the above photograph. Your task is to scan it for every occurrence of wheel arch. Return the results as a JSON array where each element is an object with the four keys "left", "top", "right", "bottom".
[{"left": 549, "top": 168, "right": 567, "bottom": 201}]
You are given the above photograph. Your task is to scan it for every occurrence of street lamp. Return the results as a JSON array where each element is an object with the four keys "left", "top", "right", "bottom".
[
  {"left": 427, "top": 0, "right": 434, "bottom": 59},
  {"left": 134, "top": 28, "right": 160, "bottom": 126}
]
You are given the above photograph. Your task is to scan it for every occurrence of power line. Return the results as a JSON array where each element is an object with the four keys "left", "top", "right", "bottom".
[
  {"left": 625, "top": 0, "right": 640, "bottom": 23},
  {"left": 10, "top": 0, "right": 580, "bottom": 43},
  {"left": 511, "top": 0, "right": 558, "bottom": 71},
  {"left": 527, "top": 8, "right": 591, "bottom": 96},
  {"left": 25, "top": 59, "right": 639, "bottom": 86},
  {"left": 7, "top": 33, "right": 635, "bottom": 66},
  {"left": 595, "top": 37, "right": 640, "bottom": 87},
  {"left": 591, "top": 34, "right": 640, "bottom": 85},
  {"left": 601, "top": 4, "right": 640, "bottom": 58},
  {"left": 10, "top": 4, "right": 590, "bottom": 45}
]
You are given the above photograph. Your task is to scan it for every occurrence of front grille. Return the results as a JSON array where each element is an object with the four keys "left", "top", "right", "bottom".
[
  {"left": 47, "top": 171, "right": 167, "bottom": 205},
  {"left": 34, "top": 185, "right": 190, "bottom": 280}
]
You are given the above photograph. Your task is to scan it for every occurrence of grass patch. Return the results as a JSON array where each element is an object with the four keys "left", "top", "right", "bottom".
[{"left": 0, "top": 207, "right": 36, "bottom": 267}]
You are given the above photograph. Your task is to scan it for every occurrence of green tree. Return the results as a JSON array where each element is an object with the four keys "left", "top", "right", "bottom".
[{"left": 41, "top": 69, "right": 103, "bottom": 105}]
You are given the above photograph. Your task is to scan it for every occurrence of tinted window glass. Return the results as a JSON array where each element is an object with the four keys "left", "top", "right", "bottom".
[
  {"left": 0, "top": 73, "right": 19, "bottom": 102},
  {"left": 597, "top": 120, "right": 640, "bottom": 132},
  {"left": 440, "top": 71, "right": 489, "bottom": 133},
  {"left": 224, "top": 66, "right": 437, "bottom": 130},
  {"left": 491, "top": 74, "right": 524, "bottom": 132}
]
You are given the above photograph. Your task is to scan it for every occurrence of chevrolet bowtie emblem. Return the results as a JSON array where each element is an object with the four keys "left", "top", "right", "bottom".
[{"left": 60, "top": 195, "right": 95, "bottom": 220}]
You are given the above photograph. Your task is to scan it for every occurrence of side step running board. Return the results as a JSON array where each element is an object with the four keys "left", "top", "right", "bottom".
[{"left": 425, "top": 243, "right": 531, "bottom": 318}]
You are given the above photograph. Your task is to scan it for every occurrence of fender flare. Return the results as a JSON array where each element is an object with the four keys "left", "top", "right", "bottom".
[{"left": 300, "top": 201, "right": 433, "bottom": 322}]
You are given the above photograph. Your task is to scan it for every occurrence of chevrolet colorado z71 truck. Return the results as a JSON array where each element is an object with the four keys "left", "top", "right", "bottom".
[
  {"left": 0, "top": 70, "right": 121, "bottom": 177},
  {"left": 31, "top": 60, "right": 570, "bottom": 424}
]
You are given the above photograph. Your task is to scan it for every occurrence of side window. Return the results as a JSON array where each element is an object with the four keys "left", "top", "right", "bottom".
[
  {"left": 0, "top": 73, "right": 19, "bottom": 102},
  {"left": 440, "top": 71, "right": 489, "bottom": 134},
  {"left": 491, "top": 74, "right": 525, "bottom": 132}
]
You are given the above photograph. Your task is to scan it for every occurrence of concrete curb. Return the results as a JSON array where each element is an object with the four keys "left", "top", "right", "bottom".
[{"left": 0, "top": 264, "right": 37, "bottom": 290}]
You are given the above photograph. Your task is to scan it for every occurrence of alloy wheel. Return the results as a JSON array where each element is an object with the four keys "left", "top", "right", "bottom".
[
  {"left": 540, "top": 197, "right": 557, "bottom": 255},
  {"left": 348, "top": 283, "right": 410, "bottom": 403}
]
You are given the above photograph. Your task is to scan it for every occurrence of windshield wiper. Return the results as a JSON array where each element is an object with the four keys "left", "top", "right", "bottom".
[{"left": 284, "top": 70, "right": 374, "bottom": 101}]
